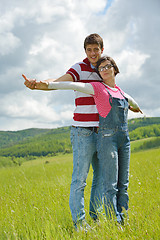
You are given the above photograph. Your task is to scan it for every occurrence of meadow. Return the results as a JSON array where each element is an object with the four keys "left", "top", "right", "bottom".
[{"left": 0, "top": 145, "right": 160, "bottom": 239}]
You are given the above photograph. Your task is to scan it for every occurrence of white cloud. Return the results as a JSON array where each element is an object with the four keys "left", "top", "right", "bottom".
[
  {"left": 0, "top": 91, "right": 58, "bottom": 120},
  {"left": 29, "top": 36, "right": 58, "bottom": 56},
  {"left": 0, "top": 32, "right": 21, "bottom": 56},
  {"left": 117, "top": 50, "right": 150, "bottom": 79},
  {"left": 74, "top": 0, "right": 107, "bottom": 13}
]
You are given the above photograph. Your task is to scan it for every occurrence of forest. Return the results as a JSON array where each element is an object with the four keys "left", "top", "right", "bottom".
[{"left": 0, "top": 117, "right": 159, "bottom": 167}]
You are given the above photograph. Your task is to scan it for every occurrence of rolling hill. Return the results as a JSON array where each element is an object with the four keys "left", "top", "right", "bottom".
[{"left": 0, "top": 117, "right": 159, "bottom": 167}]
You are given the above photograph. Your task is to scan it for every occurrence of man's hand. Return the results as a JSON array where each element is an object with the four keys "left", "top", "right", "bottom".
[
  {"left": 23, "top": 74, "right": 49, "bottom": 90},
  {"left": 23, "top": 74, "right": 37, "bottom": 90}
]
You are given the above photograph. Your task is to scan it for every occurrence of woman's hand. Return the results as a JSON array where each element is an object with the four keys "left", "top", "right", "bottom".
[{"left": 129, "top": 105, "right": 143, "bottom": 114}]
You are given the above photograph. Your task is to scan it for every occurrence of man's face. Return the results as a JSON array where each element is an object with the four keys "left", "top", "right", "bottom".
[{"left": 85, "top": 44, "right": 104, "bottom": 66}]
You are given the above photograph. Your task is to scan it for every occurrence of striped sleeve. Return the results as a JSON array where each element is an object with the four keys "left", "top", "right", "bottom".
[{"left": 66, "top": 63, "right": 81, "bottom": 82}]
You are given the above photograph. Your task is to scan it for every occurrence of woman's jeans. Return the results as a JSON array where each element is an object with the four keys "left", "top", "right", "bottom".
[
  {"left": 97, "top": 93, "right": 130, "bottom": 223},
  {"left": 97, "top": 128, "right": 130, "bottom": 222},
  {"left": 70, "top": 126, "right": 103, "bottom": 224}
]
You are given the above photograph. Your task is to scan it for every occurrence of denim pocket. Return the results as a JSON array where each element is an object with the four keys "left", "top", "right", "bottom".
[
  {"left": 102, "top": 129, "right": 116, "bottom": 137},
  {"left": 78, "top": 127, "right": 93, "bottom": 137},
  {"left": 70, "top": 127, "right": 93, "bottom": 145},
  {"left": 117, "top": 106, "right": 128, "bottom": 123}
]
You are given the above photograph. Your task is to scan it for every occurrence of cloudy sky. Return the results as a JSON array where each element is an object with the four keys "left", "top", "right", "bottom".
[{"left": 0, "top": 0, "right": 159, "bottom": 131}]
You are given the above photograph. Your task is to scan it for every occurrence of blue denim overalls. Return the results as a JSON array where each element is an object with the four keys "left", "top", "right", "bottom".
[{"left": 97, "top": 87, "right": 130, "bottom": 223}]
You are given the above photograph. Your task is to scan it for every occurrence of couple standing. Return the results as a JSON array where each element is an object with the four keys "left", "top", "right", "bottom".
[{"left": 23, "top": 33, "right": 142, "bottom": 229}]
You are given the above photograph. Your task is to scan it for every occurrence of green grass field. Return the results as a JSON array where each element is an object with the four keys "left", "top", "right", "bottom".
[{"left": 0, "top": 147, "right": 160, "bottom": 239}]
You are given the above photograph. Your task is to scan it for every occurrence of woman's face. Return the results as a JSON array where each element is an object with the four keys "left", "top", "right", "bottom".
[{"left": 98, "top": 60, "right": 115, "bottom": 81}]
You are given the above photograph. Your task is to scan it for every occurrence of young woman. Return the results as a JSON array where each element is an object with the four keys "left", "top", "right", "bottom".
[{"left": 23, "top": 55, "right": 142, "bottom": 224}]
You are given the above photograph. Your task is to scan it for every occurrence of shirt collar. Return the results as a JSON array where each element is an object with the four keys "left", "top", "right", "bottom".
[
  {"left": 83, "top": 58, "right": 96, "bottom": 70},
  {"left": 103, "top": 82, "right": 118, "bottom": 91}
]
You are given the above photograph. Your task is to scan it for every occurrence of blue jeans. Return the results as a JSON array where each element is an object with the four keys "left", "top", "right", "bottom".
[
  {"left": 97, "top": 128, "right": 130, "bottom": 222},
  {"left": 70, "top": 126, "right": 103, "bottom": 224}
]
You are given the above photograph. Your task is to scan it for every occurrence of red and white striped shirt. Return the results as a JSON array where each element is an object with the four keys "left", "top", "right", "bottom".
[{"left": 66, "top": 58, "right": 102, "bottom": 127}]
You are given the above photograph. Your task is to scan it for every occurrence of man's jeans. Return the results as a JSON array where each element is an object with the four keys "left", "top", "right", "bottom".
[{"left": 70, "top": 126, "right": 103, "bottom": 224}]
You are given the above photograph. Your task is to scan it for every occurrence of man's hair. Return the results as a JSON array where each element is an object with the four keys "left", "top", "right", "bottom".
[
  {"left": 84, "top": 33, "right": 104, "bottom": 50},
  {"left": 96, "top": 55, "right": 120, "bottom": 76}
]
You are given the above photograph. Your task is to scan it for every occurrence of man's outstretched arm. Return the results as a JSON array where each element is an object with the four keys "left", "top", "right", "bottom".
[{"left": 23, "top": 73, "right": 73, "bottom": 90}]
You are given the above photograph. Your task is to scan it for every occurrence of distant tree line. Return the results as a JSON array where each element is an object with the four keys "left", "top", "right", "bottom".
[
  {"left": 0, "top": 119, "right": 160, "bottom": 168},
  {"left": 132, "top": 137, "right": 160, "bottom": 152},
  {"left": 0, "top": 136, "right": 72, "bottom": 158},
  {"left": 128, "top": 117, "right": 160, "bottom": 132},
  {"left": 129, "top": 124, "right": 160, "bottom": 141}
]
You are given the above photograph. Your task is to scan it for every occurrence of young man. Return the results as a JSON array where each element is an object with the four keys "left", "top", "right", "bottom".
[{"left": 24, "top": 33, "right": 104, "bottom": 228}]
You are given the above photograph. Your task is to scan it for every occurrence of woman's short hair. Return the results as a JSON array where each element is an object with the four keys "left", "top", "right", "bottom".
[{"left": 96, "top": 55, "right": 120, "bottom": 76}]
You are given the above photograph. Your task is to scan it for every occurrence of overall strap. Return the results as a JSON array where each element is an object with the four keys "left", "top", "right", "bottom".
[
  {"left": 116, "top": 86, "right": 128, "bottom": 101},
  {"left": 104, "top": 85, "right": 113, "bottom": 106}
]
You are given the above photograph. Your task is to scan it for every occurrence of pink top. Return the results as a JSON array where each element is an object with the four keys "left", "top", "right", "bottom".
[{"left": 90, "top": 82, "right": 125, "bottom": 118}]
